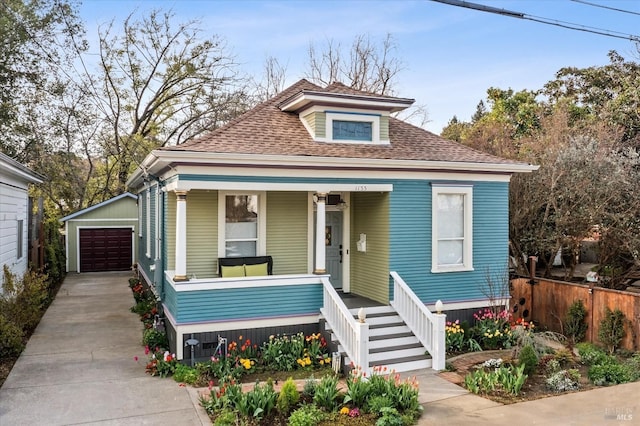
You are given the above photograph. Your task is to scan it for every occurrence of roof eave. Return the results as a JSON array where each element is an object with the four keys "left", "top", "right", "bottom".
[
  {"left": 143, "top": 150, "right": 538, "bottom": 175},
  {"left": 279, "top": 91, "right": 415, "bottom": 113}
]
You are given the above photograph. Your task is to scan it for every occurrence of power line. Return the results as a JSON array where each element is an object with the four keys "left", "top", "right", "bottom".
[
  {"left": 571, "top": 0, "right": 640, "bottom": 17},
  {"left": 431, "top": 0, "right": 640, "bottom": 43}
]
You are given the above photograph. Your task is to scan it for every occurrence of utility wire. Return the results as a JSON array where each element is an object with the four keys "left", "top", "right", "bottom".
[
  {"left": 431, "top": 0, "right": 640, "bottom": 42},
  {"left": 571, "top": 0, "right": 640, "bottom": 17}
]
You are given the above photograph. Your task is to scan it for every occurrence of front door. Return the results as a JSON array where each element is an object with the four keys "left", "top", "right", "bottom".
[{"left": 325, "top": 211, "right": 343, "bottom": 289}]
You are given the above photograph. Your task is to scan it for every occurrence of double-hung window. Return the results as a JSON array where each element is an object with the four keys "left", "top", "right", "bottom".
[
  {"left": 432, "top": 185, "right": 473, "bottom": 272},
  {"left": 219, "top": 192, "right": 266, "bottom": 257}
]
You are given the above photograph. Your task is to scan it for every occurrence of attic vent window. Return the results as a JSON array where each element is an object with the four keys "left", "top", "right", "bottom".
[
  {"left": 333, "top": 120, "right": 372, "bottom": 141},
  {"left": 325, "top": 111, "right": 385, "bottom": 145}
]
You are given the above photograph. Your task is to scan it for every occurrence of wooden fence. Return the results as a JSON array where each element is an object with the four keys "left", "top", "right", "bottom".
[{"left": 510, "top": 277, "right": 640, "bottom": 351}]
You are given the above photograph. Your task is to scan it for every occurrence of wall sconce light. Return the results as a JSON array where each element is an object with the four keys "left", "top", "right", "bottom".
[{"left": 336, "top": 199, "right": 348, "bottom": 210}]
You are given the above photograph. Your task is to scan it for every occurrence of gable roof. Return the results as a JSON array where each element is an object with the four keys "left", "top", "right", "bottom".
[
  {"left": 60, "top": 192, "right": 137, "bottom": 222},
  {"left": 0, "top": 152, "right": 44, "bottom": 184},
  {"left": 162, "top": 79, "right": 527, "bottom": 167}
]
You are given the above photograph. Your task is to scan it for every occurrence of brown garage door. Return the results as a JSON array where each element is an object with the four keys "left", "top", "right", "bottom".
[{"left": 79, "top": 228, "right": 132, "bottom": 272}]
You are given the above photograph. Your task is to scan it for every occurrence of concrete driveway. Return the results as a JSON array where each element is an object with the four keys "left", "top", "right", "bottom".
[{"left": 0, "top": 272, "right": 208, "bottom": 425}]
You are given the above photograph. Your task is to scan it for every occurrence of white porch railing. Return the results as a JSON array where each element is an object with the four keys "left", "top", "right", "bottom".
[
  {"left": 319, "top": 277, "right": 369, "bottom": 372},
  {"left": 390, "top": 271, "right": 446, "bottom": 371}
]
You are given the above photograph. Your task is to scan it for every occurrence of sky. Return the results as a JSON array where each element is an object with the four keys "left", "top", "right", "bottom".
[{"left": 79, "top": 0, "right": 640, "bottom": 134}]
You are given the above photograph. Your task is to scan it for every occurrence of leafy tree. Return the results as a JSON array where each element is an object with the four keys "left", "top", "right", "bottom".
[{"left": 543, "top": 50, "right": 640, "bottom": 145}]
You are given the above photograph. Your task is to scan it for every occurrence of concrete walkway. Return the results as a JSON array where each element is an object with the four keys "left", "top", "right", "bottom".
[
  {"left": 0, "top": 272, "right": 209, "bottom": 425},
  {"left": 1, "top": 271, "right": 638, "bottom": 425}
]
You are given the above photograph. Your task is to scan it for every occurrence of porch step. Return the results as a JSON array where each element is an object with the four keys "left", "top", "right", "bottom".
[{"left": 325, "top": 305, "right": 432, "bottom": 373}]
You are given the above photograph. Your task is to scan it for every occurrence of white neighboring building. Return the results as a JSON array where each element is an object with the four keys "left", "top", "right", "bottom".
[{"left": 0, "top": 152, "right": 43, "bottom": 292}]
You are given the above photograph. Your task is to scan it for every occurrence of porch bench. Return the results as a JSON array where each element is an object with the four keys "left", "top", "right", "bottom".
[{"left": 218, "top": 255, "right": 273, "bottom": 278}]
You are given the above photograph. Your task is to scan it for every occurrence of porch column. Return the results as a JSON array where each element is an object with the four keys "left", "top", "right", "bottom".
[
  {"left": 174, "top": 190, "right": 189, "bottom": 281},
  {"left": 314, "top": 192, "right": 327, "bottom": 274}
]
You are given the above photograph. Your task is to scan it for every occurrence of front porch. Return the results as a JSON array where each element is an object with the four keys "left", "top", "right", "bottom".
[{"left": 154, "top": 269, "right": 445, "bottom": 372}]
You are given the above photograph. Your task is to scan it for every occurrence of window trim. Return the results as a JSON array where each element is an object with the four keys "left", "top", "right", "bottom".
[
  {"left": 17, "top": 219, "right": 24, "bottom": 260},
  {"left": 217, "top": 191, "right": 267, "bottom": 258},
  {"left": 431, "top": 185, "right": 473, "bottom": 273},
  {"left": 145, "top": 190, "right": 151, "bottom": 258},
  {"left": 325, "top": 111, "right": 383, "bottom": 145}
]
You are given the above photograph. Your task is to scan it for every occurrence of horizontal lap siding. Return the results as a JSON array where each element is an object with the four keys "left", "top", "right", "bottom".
[
  {"left": 175, "top": 283, "right": 323, "bottom": 323},
  {"left": 267, "top": 192, "right": 308, "bottom": 274},
  {"left": 186, "top": 190, "right": 217, "bottom": 278},
  {"left": 138, "top": 189, "right": 154, "bottom": 277},
  {"left": 351, "top": 192, "right": 389, "bottom": 304},
  {"left": 390, "top": 180, "right": 509, "bottom": 304}
]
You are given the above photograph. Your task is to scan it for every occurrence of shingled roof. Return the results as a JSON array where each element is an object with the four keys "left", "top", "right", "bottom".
[{"left": 163, "top": 79, "right": 524, "bottom": 166}]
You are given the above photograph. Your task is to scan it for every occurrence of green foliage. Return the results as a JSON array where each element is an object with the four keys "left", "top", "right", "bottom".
[
  {"left": 237, "top": 380, "right": 277, "bottom": 421},
  {"left": 546, "top": 369, "right": 581, "bottom": 392},
  {"left": 212, "top": 409, "right": 237, "bottom": 426},
  {"left": 1, "top": 267, "right": 50, "bottom": 334},
  {"left": 376, "top": 407, "right": 404, "bottom": 426},
  {"left": 598, "top": 308, "right": 626, "bottom": 355},
  {"left": 366, "top": 395, "right": 394, "bottom": 415},
  {"left": 343, "top": 366, "right": 371, "bottom": 408},
  {"left": 302, "top": 375, "right": 317, "bottom": 399},
  {"left": 142, "top": 328, "right": 169, "bottom": 351},
  {"left": 464, "top": 364, "right": 528, "bottom": 396},
  {"left": 623, "top": 353, "right": 640, "bottom": 382},
  {"left": 172, "top": 364, "right": 198, "bottom": 384},
  {"left": 470, "top": 309, "right": 514, "bottom": 350},
  {"left": 553, "top": 348, "right": 575, "bottom": 367},
  {"left": 564, "top": 299, "right": 588, "bottom": 346},
  {"left": 288, "top": 403, "right": 326, "bottom": 426},
  {"left": 576, "top": 342, "right": 608, "bottom": 365},
  {"left": 260, "top": 332, "right": 330, "bottom": 372},
  {"left": 313, "top": 374, "right": 340, "bottom": 411},
  {"left": 276, "top": 377, "right": 300, "bottom": 415},
  {"left": 43, "top": 218, "right": 66, "bottom": 286},
  {"left": 518, "top": 344, "right": 539, "bottom": 376},
  {"left": 588, "top": 360, "right": 632, "bottom": 386},
  {"left": 0, "top": 315, "right": 24, "bottom": 358}
]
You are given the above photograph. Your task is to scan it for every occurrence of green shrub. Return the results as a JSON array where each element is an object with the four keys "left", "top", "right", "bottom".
[
  {"left": 518, "top": 344, "right": 539, "bottom": 376},
  {"left": 576, "top": 342, "right": 607, "bottom": 365},
  {"left": 564, "top": 300, "right": 588, "bottom": 346},
  {"left": 288, "top": 403, "right": 326, "bottom": 426},
  {"left": 142, "top": 328, "right": 169, "bottom": 350},
  {"left": 598, "top": 308, "right": 626, "bottom": 355},
  {"left": 277, "top": 377, "right": 300, "bottom": 416},
  {"left": 376, "top": 407, "right": 404, "bottom": 426},
  {"left": 553, "top": 348, "right": 575, "bottom": 366},
  {"left": 623, "top": 353, "right": 640, "bottom": 382},
  {"left": 172, "top": 363, "right": 198, "bottom": 384},
  {"left": 212, "top": 409, "right": 237, "bottom": 426},
  {"left": 588, "top": 361, "right": 632, "bottom": 386},
  {"left": 1, "top": 268, "right": 50, "bottom": 334},
  {"left": 0, "top": 315, "right": 24, "bottom": 357}
]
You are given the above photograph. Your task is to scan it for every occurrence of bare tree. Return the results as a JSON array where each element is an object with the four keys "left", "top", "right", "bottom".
[
  {"left": 92, "top": 10, "right": 251, "bottom": 193},
  {"left": 253, "top": 56, "right": 288, "bottom": 102},
  {"left": 305, "top": 33, "right": 402, "bottom": 96}
]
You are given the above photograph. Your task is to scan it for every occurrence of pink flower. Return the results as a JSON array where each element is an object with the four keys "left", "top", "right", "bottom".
[
  {"left": 133, "top": 356, "right": 139, "bottom": 361},
  {"left": 144, "top": 345, "right": 150, "bottom": 355}
]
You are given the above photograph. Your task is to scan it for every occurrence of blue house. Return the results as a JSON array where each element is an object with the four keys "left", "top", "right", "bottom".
[{"left": 127, "top": 80, "right": 536, "bottom": 371}]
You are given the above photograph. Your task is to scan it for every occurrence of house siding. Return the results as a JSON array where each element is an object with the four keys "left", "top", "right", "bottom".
[
  {"left": 171, "top": 283, "right": 323, "bottom": 323},
  {"left": 0, "top": 181, "right": 29, "bottom": 289},
  {"left": 315, "top": 112, "right": 326, "bottom": 138},
  {"left": 186, "top": 190, "right": 218, "bottom": 278},
  {"left": 389, "top": 180, "right": 509, "bottom": 304},
  {"left": 380, "top": 115, "right": 389, "bottom": 141},
  {"left": 351, "top": 192, "right": 389, "bottom": 304},
  {"left": 266, "top": 191, "right": 308, "bottom": 274}
]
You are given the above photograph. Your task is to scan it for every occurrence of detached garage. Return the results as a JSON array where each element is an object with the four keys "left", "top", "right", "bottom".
[{"left": 60, "top": 193, "right": 138, "bottom": 273}]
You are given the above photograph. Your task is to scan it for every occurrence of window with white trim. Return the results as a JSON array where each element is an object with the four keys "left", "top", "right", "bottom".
[
  {"left": 432, "top": 185, "right": 473, "bottom": 273},
  {"left": 325, "top": 111, "right": 383, "bottom": 144},
  {"left": 218, "top": 193, "right": 266, "bottom": 257}
]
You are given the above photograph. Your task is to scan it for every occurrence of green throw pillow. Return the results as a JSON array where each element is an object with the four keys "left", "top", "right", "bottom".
[
  {"left": 244, "top": 262, "right": 269, "bottom": 277},
  {"left": 220, "top": 265, "right": 245, "bottom": 278}
]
